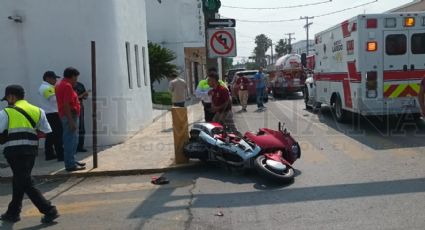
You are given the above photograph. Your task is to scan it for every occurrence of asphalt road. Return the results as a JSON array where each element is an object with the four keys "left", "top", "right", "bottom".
[{"left": 1, "top": 96, "right": 424, "bottom": 230}]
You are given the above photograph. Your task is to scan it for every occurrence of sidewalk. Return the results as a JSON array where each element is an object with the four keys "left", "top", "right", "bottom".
[{"left": 0, "top": 102, "right": 204, "bottom": 180}]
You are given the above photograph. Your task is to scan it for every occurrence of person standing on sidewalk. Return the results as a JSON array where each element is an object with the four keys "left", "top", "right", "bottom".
[
  {"left": 255, "top": 67, "right": 266, "bottom": 110},
  {"left": 38, "top": 71, "right": 64, "bottom": 161},
  {"left": 235, "top": 72, "right": 249, "bottom": 112},
  {"left": 168, "top": 73, "right": 187, "bottom": 107},
  {"left": 0, "top": 85, "right": 60, "bottom": 224},
  {"left": 73, "top": 81, "right": 89, "bottom": 152},
  {"left": 55, "top": 67, "right": 86, "bottom": 172}
]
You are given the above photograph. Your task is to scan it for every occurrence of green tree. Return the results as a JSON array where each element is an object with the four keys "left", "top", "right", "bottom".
[
  {"left": 223, "top": 58, "right": 234, "bottom": 73},
  {"left": 253, "top": 34, "right": 272, "bottom": 67},
  {"left": 275, "top": 39, "right": 292, "bottom": 57},
  {"left": 148, "top": 41, "right": 177, "bottom": 87}
]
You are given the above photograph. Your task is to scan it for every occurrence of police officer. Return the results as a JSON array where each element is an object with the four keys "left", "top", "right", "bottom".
[{"left": 0, "top": 85, "right": 59, "bottom": 224}]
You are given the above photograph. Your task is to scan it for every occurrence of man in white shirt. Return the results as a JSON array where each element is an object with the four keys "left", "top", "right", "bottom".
[
  {"left": 168, "top": 73, "right": 187, "bottom": 107},
  {"left": 38, "top": 71, "right": 64, "bottom": 161}
]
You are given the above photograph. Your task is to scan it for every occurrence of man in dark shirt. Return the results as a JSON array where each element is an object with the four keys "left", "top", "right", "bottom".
[
  {"left": 73, "top": 81, "right": 89, "bottom": 152},
  {"left": 208, "top": 73, "right": 236, "bottom": 131}
]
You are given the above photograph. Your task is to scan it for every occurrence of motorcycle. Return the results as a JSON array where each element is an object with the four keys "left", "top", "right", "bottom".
[{"left": 183, "top": 122, "right": 301, "bottom": 182}]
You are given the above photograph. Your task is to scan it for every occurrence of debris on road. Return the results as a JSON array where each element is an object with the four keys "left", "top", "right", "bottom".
[{"left": 151, "top": 176, "right": 170, "bottom": 185}]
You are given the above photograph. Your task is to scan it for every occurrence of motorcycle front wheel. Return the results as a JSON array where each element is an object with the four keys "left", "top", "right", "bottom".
[
  {"left": 183, "top": 141, "right": 208, "bottom": 160},
  {"left": 254, "top": 155, "right": 295, "bottom": 182}
]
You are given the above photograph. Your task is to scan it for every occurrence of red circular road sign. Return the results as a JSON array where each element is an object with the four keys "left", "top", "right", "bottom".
[{"left": 210, "top": 30, "right": 235, "bottom": 55}]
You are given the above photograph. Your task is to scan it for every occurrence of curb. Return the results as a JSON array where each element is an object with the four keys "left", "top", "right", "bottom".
[{"left": 0, "top": 162, "right": 201, "bottom": 183}]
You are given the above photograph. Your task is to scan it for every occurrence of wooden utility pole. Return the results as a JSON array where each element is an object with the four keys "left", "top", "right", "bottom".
[
  {"left": 301, "top": 16, "right": 314, "bottom": 55},
  {"left": 285, "top": 33, "right": 295, "bottom": 53}
]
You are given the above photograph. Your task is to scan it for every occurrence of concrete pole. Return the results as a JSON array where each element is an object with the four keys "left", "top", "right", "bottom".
[
  {"left": 171, "top": 107, "right": 189, "bottom": 164},
  {"left": 218, "top": 57, "right": 223, "bottom": 81}
]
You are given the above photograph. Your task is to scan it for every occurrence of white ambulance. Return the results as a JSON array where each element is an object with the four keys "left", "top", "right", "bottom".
[{"left": 304, "top": 12, "right": 425, "bottom": 122}]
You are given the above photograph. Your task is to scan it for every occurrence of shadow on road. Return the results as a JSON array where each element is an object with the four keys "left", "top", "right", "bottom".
[
  {"left": 128, "top": 165, "right": 425, "bottom": 229},
  {"left": 311, "top": 106, "right": 425, "bottom": 150}
]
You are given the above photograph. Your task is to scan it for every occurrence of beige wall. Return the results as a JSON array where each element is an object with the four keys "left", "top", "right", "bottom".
[{"left": 391, "top": 1, "right": 425, "bottom": 12}]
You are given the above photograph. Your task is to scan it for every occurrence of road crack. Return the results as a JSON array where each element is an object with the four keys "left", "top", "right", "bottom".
[{"left": 184, "top": 179, "right": 197, "bottom": 230}]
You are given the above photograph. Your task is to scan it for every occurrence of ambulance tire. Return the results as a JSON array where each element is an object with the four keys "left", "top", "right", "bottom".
[{"left": 332, "top": 94, "right": 346, "bottom": 122}]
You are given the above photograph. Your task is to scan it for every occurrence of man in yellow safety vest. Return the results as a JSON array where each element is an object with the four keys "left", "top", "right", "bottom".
[{"left": 0, "top": 85, "right": 59, "bottom": 224}]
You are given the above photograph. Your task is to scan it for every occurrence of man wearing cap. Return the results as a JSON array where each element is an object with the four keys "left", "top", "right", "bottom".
[
  {"left": 38, "top": 71, "right": 64, "bottom": 161},
  {"left": 55, "top": 67, "right": 86, "bottom": 171},
  {"left": 0, "top": 85, "right": 60, "bottom": 223}
]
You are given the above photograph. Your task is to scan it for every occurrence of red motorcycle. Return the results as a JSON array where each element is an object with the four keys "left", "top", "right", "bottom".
[{"left": 184, "top": 122, "right": 301, "bottom": 182}]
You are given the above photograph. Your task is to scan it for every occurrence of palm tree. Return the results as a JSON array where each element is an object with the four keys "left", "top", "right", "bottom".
[{"left": 148, "top": 41, "right": 177, "bottom": 88}]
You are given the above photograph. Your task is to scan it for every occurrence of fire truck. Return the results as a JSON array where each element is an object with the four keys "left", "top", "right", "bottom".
[{"left": 304, "top": 12, "right": 425, "bottom": 122}]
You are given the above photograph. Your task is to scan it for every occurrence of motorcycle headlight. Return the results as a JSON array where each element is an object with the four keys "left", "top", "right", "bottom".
[{"left": 291, "top": 144, "right": 300, "bottom": 158}]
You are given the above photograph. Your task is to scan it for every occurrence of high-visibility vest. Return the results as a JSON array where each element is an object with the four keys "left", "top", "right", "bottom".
[
  {"left": 3, "top": 100, "right": 41, "bottom": 148},
  {"left": 198, "top": 79, "right": 227, "bottom": 90}
]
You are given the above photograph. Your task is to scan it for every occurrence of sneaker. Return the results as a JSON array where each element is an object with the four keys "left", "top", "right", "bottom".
[
  {"left": 41, "top": 208, "right": 59, "bottom": 224},
  {"left": 65, "top": 165, "right": 86, "bottom": 172},
  {"left": 76, "top": 161, "right": 86, "bottom": 167},
  {"left": 242, "top": 109, "right": 247, "bottom": 112},
  {"left": 0, "top": 213, "right": 21, "bottom": 223},
  {"left": 77, "top": 148, "right": 88, "bottom": 153}
]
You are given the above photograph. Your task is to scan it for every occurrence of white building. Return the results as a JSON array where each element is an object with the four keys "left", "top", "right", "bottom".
[
  {"left": 0, "top": 0, "right": 153, "bottom": 147},
  {"left": 291, "top": 40, "right": 315, "bottom": 56},
  {"left": 146, "top": 0, "right": 206, "bottom": 95}
]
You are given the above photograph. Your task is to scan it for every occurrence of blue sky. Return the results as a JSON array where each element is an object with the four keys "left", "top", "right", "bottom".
[{"left": 219, "top": 0, "right": 413, "bottom": 61}]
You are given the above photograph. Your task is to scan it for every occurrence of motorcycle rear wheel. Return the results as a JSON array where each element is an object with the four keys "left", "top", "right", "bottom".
[{"left": 254, "top": 155, "right": 294, "bottom": 182}]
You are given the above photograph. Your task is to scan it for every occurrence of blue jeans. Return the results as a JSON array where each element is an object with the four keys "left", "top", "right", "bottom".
[
  {"left": 61, "top": 116, "right": 79, "bottom": 169},
  {"left": 256, "top": 87, "right": 265, "bottom": 108}
]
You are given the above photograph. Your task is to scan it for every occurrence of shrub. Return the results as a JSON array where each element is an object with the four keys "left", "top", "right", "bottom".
[{"left": 152, "top": 92, "right": 172, "bottom": 105}]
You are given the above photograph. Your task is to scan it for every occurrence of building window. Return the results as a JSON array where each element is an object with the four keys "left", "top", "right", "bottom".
[
  {"left": 135, "top": 45, "right": 142, "bottom": 88},
  {"left": 142, "top": 46, "right": 148, "bottom": 86},
  {"left": 126, "top": 42, "right": 133, "bottom": 89}
]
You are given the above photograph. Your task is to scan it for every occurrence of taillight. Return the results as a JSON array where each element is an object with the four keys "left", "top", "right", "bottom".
[
  {"left": 366, "top": 71, "right": 377, "bottom": 98},
  {"left": 367, "top": 41, "right": 378, "bottom": 52},
  {"left": 367, "top": 18, "right": 377, "bottom": 28}
]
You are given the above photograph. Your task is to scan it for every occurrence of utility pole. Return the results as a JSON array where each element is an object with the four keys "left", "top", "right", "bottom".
[
  {"left": 270, "top": 39, "right": 274, "bottom": 64},
  {"left": 285, "top": 33, "right": 295, "bottom": 54},
  {"left": 301, "top": 16, "right": 314, "bottom": 55}
]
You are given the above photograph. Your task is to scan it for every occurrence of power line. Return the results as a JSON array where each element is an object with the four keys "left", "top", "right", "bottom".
[
  {"left": 222, "top": 0, "right": 332, "bottom": 10},
  {"left": 314, "top": 0, "right": 377, "bottom": 18},
  {"left": 223, "top": 0, "right": 378, "bottom": 23}
]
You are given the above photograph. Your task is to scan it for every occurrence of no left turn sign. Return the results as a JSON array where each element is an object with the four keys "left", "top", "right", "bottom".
[{"left": 207, "top": 28, "right": 237, "bottom": 58}]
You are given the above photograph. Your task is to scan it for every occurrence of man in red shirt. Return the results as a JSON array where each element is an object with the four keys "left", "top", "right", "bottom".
[
  {"left": 208, "top": 73, "right": 236, "bottom": 131},
  {"left": 235, "top": 72, "right": 249, "bottom": 112},
  {"left": 56, "top": 67, "right": 86, "bottom": 171}
]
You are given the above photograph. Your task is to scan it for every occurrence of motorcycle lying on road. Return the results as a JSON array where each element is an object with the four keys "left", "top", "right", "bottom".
[{"left": 183, "top": 122, "right": 301, "bottom": 182}]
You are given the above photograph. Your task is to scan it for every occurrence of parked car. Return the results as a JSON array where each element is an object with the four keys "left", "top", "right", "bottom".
[
  {"left": 231, "top": 70, "right": 270, "bottom": 103},
  {"left": 226, "top": 68, "right": 245, "bottom": 85}
]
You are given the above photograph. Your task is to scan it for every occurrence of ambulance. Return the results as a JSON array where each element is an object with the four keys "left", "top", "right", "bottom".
[{"left": 304, "top": 12, "right": 425, "bottom": 122}]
